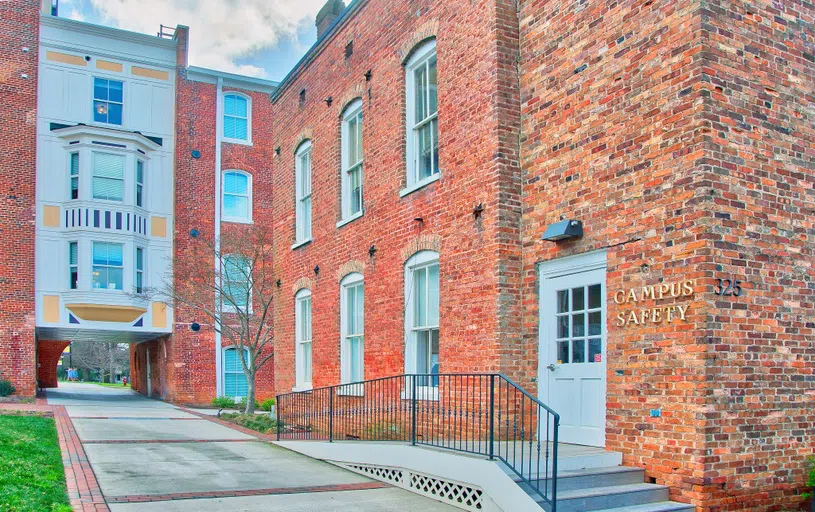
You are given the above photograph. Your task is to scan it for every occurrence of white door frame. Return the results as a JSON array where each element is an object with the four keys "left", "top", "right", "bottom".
[{"left": 537, "top": 250, "right": 607, "bottom": 447}]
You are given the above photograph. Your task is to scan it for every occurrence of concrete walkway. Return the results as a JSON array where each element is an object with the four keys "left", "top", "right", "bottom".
[{"left": 48, "top": 383, "right": 456, "bottom": 511}]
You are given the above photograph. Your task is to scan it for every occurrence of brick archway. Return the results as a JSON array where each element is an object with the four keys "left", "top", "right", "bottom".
[{"left": 37, "top": 340, "right": 70, "bottom": 388}]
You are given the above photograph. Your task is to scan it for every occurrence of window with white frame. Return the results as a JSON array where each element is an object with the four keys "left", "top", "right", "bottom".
[
  {"left": 69, "top": 242, "right": 78, "bottom": 290},
  {"left": 135, "top": 160, "right": 145, "bottom": 207},
  {"left": 223, "top": 93, "right": 250, "bottom": 143},
  {"left": 295, "top": 142, "right": 312, "bottom": 244},
  {"left": 92, "top": 152, "right": 125, "bottom": 202},
  {"left": 70, "top": 153, "right": 79, "bottom": 200},
  {"left": 93, "top": 77, "right": 123, "bottom": 125},
  {"left": 223, "top": 347, "right": 249, "bottom": 398},
  {"left": 135, "top": 247, "right": 144, "bottom": 294},
  {"left": 340, "top": 273, "right": 364, "bottom": 386},
  {"left": 341, "top": 100, "right": 363, "bottom": 221},
  {"left": 405, "top": 251, "right": 439, "bottom": 388},
  {"left": 223, "top": 255, "right": 250, "bottom": 312},
  {"left": 222, "top": 171, "right": 251, "bottom": 223},
  {"left": 405, "top": 39, "right": 438, "bottom": 190},
  {"left": 92, "top": 242, "right": 123, "bottom": 290},
  {"left": 295, "top": 289, "right": 312, "bottom": 389}
]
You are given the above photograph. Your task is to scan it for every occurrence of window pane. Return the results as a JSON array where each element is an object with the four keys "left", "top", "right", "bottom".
[
  {"left": 557, "top": 315, "right": 569, "bottom": 339},
  {"left": 557, "top": 341, "right": 569, "bottom": 364},
  {"left": 69, "top": 243, "right": 78, "bottom": 265},
  {"left": 355, "top": 283, "right": 364, "bottom": 333},
  {"left": 346, "top": 286, "right": 357, "bottom": 333},
  {"left": 588, "top": 339, "right": 602, "bottom": 364},
  {"left": 107, "top": 267, "right": 123, "bottom": 289},
  {"left": 224, "top": 373, "right": 236, "bottom": 397},
  {"left": 414, "top": 64, "right": 427, "bottom": 123},
  {"left": 71, "top": 153, "right": 79, "bottom": 175},
  {"left": 350, "top": 167, "right": 362, "bottom": 214},
  {"left": 347, "top": 116, "right": 358, "bottom": 165},
  {"left": 557, "top": 290, "right": 569, "bottom": 313},
  {"left": 302, "top": 197, "right": 311, "bottom": 239},
  {"left": 431, "top": 118, "right": 439, "bottom": 175},
  {"left": 224, "top": 173, "right": 247, "bottom": 194},
  {"left": 572, "top": 340, "right": 585, "bottom": 363},
  {"left": 428, "top": 55, "right": 437, "bottom": 115},
  {"left": 413, "top": 267, "right": 427, "bottom": 327},
  {"left": 136, "top": 248, "right": 143, "bottom": 270},
  {"left": 427, "top": 264, "right": 439, "bottom": 326},
  {"left": 303, "top": 341, "right": 312, "bottom": 382},
  {"left": 572, "top": 312, "right": 585, "bottom": 337},
  {"left": 93, "top": 101, "right": 108, "bottom": 123},
  {"left": 416, "top": 330, "right": 429, "bottom": 373},
  {"left": 588, "top": 284, "right": 602, "bottom": 309},
  {"left": 224, "top": 116, "right": 237, "bottom": 139},
  {"left": 349, "top": 336, "right": 363, "bottom": 382},
  {"left": 572, "top": 287, "right": 585, "bottom": 311},
  {"left": 589, "top": 311, "right": 602, "bottom": 336},
  {"left": 417, "top": 122, "right": 434, "bottom": 180},
  {"left": 94, "top": 78, "right": 108, "bottom": 101},
  {"left": 224, "top": 195, "right": 248, "bottom": 219},
  {"left": 355, "top": 113, "right": 363, "bottom": 164},
  {"left": 108, "top": 80, "right": 123, "bottom": 103},
  {"left": 234, "top": 118, "right": 248, "bottom": 140},
  {"left": 108, "top": 103, "right": 122, "bottom": 125}
]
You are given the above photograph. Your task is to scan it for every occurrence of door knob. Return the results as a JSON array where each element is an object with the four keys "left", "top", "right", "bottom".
[{"left": 546, "top": 364, "right": 556, "bottom": 371}]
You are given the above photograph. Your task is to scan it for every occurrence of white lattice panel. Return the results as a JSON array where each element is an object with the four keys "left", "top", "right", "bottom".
[{"left": 336, "top": 462, "right": 484, "bottom": 511}]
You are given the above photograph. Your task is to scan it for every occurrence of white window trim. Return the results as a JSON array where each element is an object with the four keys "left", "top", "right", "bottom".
[
  {"left": 222, "top": 254, "right": 252, "bottom": 314},
  {"left": 340, "top": 99, "right": 364, "bottom": 223},
  {"left": 92, "top": 76, "right": 124, "bottom": 127},
  {"left": 222, "top": 346, "right": 250, "bottom": 400},
  {"left": 222, "top": 170, "right": 253, "bottom": 224},
  {"left": 339, "top": 273, "right": 364, "bottom": 395},
  {"left": 222, "top": 92, "right": 253, "bottom": 146},
  {"left": 403, "top": 250, "right": 440, "bottom": 401},
  {"left": 294, "top": 288, "right": 313, "bottom": 391},
  {"left": 294, "top": 141, "right": 313, "bottom": 245},
  {"left": 402, "top": 39, "right": 439, "bottom": 196}
]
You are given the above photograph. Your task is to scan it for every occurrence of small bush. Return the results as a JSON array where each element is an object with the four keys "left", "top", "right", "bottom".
[
  {"left": 0, "top": 379, "right": 15, "bottom": 397},
  {"left": 220, "top": 413, "right": 277, "bottom": 434},
  {"left": 238, "top": 396, "right": 260, "bottom": 410},
  {"left": 803, "top": 456, "right": 815, "bottom": 500},
  {"left": 211, "top": 396, "right": 236, "bottom": 408},
  {"left": 260, "top": 398, "right": 276, "bottom": 411}
]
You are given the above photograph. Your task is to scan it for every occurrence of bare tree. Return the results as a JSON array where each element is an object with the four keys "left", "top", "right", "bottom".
[
  {"left": 151, "top": 226, "right": 274, "bottom": 414},
  {"left": 72, "top": 342, "right": 129, "bottom": 383}
]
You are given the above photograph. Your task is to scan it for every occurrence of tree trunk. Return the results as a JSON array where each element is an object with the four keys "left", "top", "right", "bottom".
[
  {"left": 244, "top": 372, "right": 256, "bottom": 415},
  {"left": 108, "top": 343, "right": 115, "bottom": 383}
]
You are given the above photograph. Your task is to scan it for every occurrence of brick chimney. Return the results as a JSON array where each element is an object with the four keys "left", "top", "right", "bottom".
[{"left": 315, "top": 0, "right": 345, "bottom": 39}]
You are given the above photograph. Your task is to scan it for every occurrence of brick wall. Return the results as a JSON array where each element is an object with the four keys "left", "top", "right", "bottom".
[
  {"left": 269, "top": 0, "right": 525, "bottom": 394},
  {"left": 697, "top": 1, "right": 815, "bottom": 509},
  {"left": 0, "top": 0, "right": 40, "bottom": 396},
  {"left": 37, "top": 340, "right": 70, "bottom": 388},
  {"left": 520, "top": 0, "right": 814, "bottom": 509}
]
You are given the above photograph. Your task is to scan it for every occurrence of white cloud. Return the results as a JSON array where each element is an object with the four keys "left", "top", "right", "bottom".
[{"left": 86, "top": 0, "right": 326, "bottom": 77}]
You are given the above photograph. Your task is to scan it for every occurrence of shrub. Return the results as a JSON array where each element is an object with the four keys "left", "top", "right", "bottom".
[
  {"left": 220, "top": 413, "right": 277, "bottom": 434},
  {"left": 238, "top": 396, "right": 260, "bottom": 410},
  {"left": 260, "top": 398, "right": 276, "bottom": 411},
  {"left": 803, "top": 456, "right": 815, "bottom": 500},
  {"left": 0, "top": 379, "right": 15, "bottom": 397},
  {"left": 211, "top": 396, "right": 236, "bottom": 408}
]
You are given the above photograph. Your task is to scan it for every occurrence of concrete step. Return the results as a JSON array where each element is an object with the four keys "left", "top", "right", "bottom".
[
  {"left": 593, "top": 501, "right": 696, "bottom": 512},
  {"left": 516, "top": 465, "right": 645, "bottom": 493},
  {"left": 531, "top": 482, "right": 671, "bottom": 512}
]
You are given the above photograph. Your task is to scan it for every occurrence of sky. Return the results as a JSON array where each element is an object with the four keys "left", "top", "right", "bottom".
[{"left": 56, "top": 0, "right": 327, "bottom": 81}]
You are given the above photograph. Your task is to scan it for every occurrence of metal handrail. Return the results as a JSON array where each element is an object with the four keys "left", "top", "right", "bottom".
[{"left": 276, "top": 373, "right": 559, "bottom": 510}]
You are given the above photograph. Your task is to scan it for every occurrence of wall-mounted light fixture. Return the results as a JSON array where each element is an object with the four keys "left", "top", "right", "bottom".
[
  {"left": 190, "top": 322, "right": 201, "bottom": 332},
  {"left": 189, "top": 229, "right": 199, "bottom": 238},
  {"left": 368, "top": 245, "right": 377, "bottom": 258},
  {"left": 191, "top": 150, "right": 201, "bottom": 159},
  {"left": 314, "top": 265, "right": 320, "bottom": 276},
  {"left": 364, "top": 70, "right": 373, "bottom": 81},
  {"left": 473, "top": 203, "right": 484, "bottom": 219},
  {"left": 276, "top": 279, "right": 282, "bottom": 288},
  {"left": 541, "top": 219, "right": 583, "bottom": 242},
  {"left": 275, "top": 146, "right": 281, "bottom": 156},
  {"left": 325, "top": 96, "right": 333, "bottom": 107}
]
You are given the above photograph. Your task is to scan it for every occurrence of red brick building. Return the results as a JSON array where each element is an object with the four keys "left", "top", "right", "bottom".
[{"left": 0, "top": 0, "right": 812, "bottom": 509}]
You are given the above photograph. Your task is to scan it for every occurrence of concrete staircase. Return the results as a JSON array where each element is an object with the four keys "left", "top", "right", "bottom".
[{"left": 513, "top": 463, "right": 694, "bottom": 512}]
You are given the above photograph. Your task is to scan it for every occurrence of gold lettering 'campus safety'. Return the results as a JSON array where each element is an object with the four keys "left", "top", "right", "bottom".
[{"left": 613, "top": 280, "right": 696, "bottom": 326}]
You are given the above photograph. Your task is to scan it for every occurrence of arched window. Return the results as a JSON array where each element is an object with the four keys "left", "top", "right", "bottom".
[
  {"left": 223, "top": 93, "right": 251, "bottom": 143},
  {"left": 404, "top": 250, "right": 439, "bottom": 389},
  {"left": 403, "top": 39, "right": 438, "bottom": 194},
  {"left": 295, "top": 288, "right": 312, "bottom": 390},
  {"left": 340, "top": 100, "right": 363, "bottom": 223},
  {"left": 222, "top": 170, "right": 252, "bottom": 223},
  {"left": 294, "top": 141, "right": 312, "bottom": 245},
  {"left": 223, "top": 347, "right": 249, "bottom": 399},
  {"left": 340, "top": 273, "right": 364, "bottom": 388}
]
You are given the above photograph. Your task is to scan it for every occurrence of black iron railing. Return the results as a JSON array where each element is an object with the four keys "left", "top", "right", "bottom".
[{"left": 276, "top": 374, "right": 559, "bottom": 510}]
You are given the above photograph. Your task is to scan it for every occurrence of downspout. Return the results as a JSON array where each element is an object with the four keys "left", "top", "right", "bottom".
[{"left": 214, "top": 77, "right": 223, "bottom": 397}]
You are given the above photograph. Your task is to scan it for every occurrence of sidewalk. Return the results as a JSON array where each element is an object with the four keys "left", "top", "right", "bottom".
[{"left": 45, "top": 382, "right": 457, "bottom": 511}]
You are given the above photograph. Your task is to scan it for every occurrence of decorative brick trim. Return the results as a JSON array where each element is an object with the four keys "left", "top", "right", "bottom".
[
  {"left": 83, "top": 438, "right": 254, "bottom": 444},
  {"left": 106, "top": 482, "right": 390, "bottom": 504},
  {"left": 398, "top": 21, "right": 439, "bottom": 64},
  {"left": 293, "top": 128, "right": 313, "bottom": 152},
  {"left": 336, "top": 260, "right": 365, "bottom": 281},
  {"left": 400, "top": 234, "right": 442, "bottom": 262},
  {"left": 292, "top": 277, "right": 316, "bottom": 295},
  {"left": 336, "top": 84, "right": 365, "bottom": 116}
]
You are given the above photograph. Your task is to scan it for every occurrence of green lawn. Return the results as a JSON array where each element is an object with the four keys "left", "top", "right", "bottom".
[
  {"left": 0, "top": 414, "right": 71, "bottom": 512},
  {"left": 88, "top": 381, "right": 130, "bottom": 389}
]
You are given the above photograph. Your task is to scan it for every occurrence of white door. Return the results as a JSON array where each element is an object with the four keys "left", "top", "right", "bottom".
[{"left": 539, "top": 253, "right": 606, "bottom": 447}]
